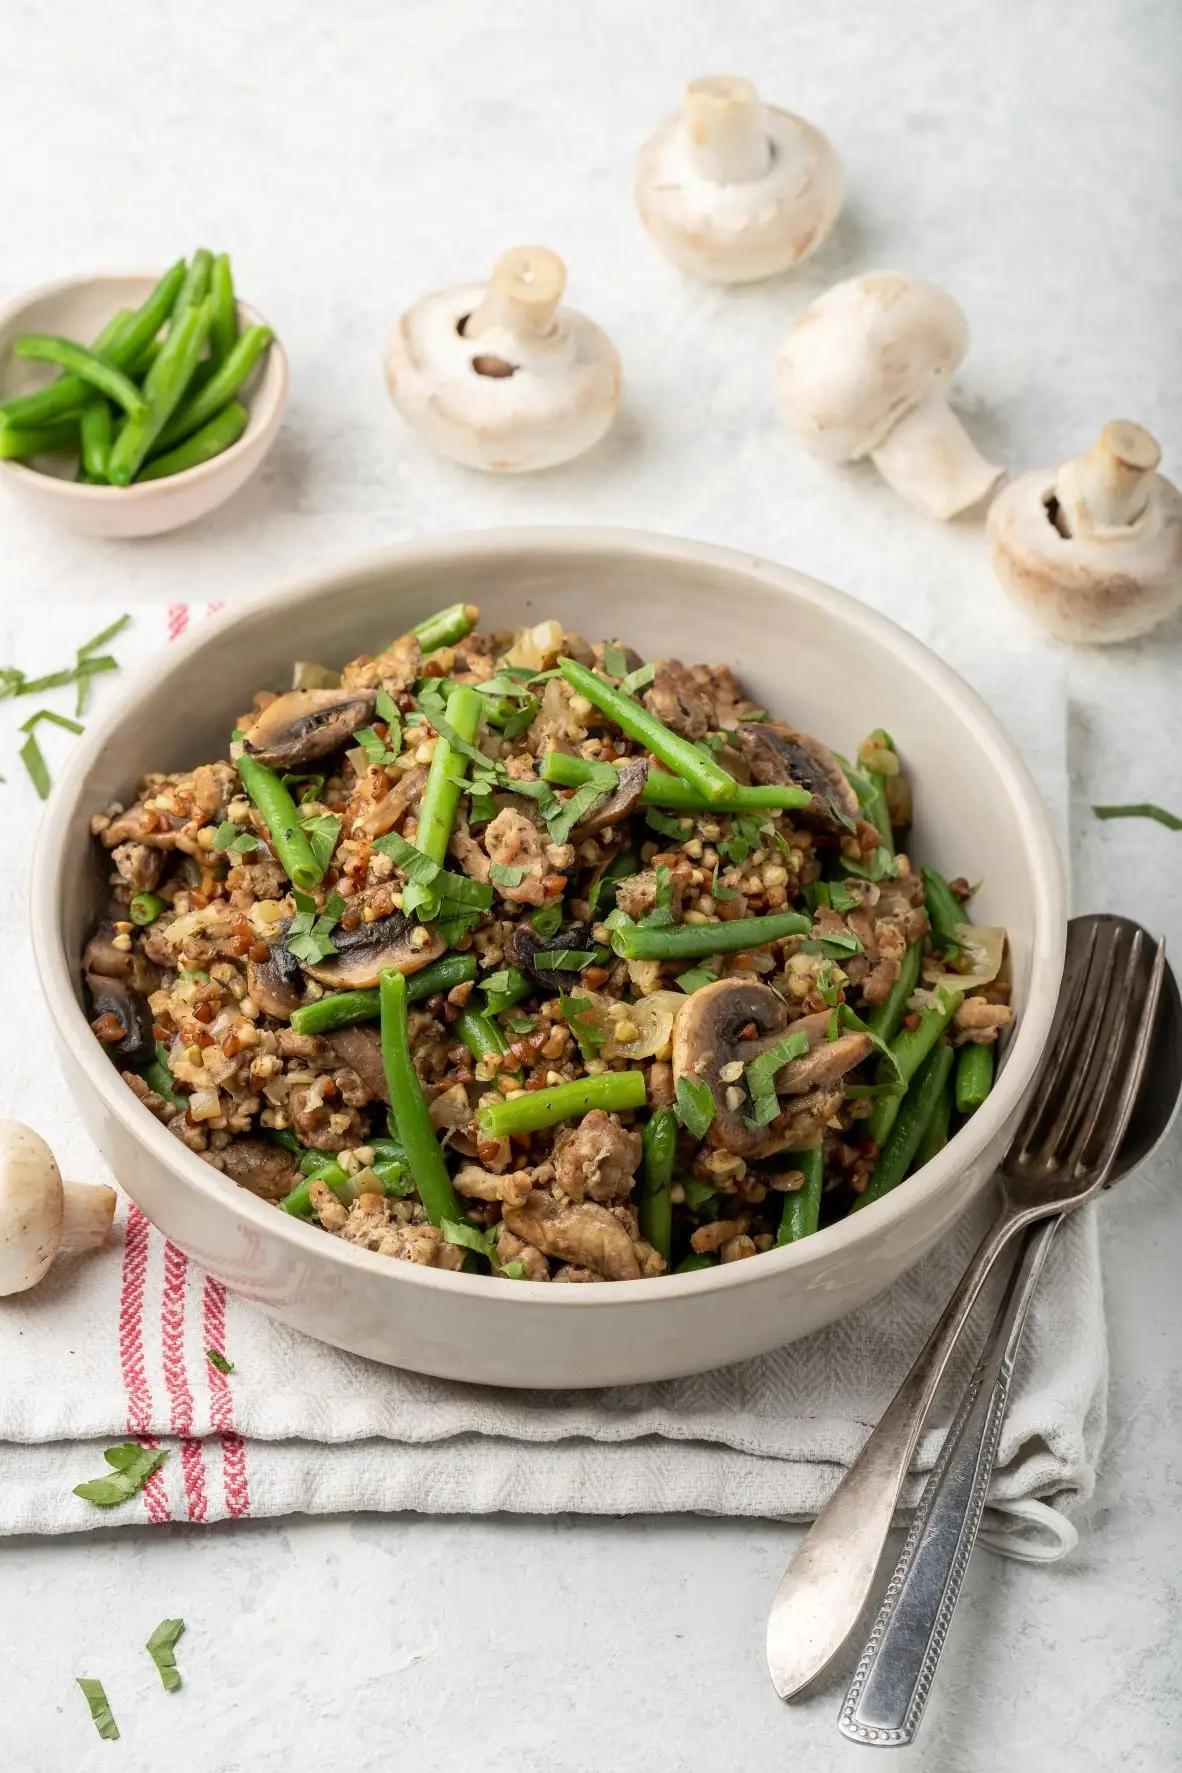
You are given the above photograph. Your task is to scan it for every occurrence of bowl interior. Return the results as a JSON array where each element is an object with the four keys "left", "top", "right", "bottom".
[{"left": 0, "top": 271, "right": 282, "bottom": 487}]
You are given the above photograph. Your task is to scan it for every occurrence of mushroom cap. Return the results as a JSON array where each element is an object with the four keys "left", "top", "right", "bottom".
[
  {"left": 294, "top": 910, "right": 445, "bottom": 990},
  {"left": 635, "top": 78, "right": 842, "bottom": 283},
  {"left": 672, "top": 977, "right": 788, "bottom": 1155},
  {"left": 242, "top": 687, "right": 377, "bottom": 770},
  {"left": 384, "top": 248, "right": 622, "bottom": 473},
  {"left": 774, "top": 273, "right": 969, "bottom": 462},
  {"left": 987, "top": 455, "right": 1182, "bottom": 644},
  {"left": 0, "top": 1120, "right": 63, "bottom": 1296}
]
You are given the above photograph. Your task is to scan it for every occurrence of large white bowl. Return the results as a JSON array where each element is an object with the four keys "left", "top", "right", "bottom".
[{"left": 31, "top": 530, "right": 1065, "bottom": 1386}]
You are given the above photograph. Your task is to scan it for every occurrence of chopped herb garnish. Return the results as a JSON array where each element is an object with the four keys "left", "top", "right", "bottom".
[
  {"left": 619, "top": 661, "right": 657, "bottom": 695},
  {"left": 815, "top": 961, "right": 841, "bottom": 1007},
  {"left": 18, "top": 708, "right": 85, "bottom": 799},
  {"left": 374, "top": 686, "right": 403, "bottom": 755},
  {"left": 498, "top": 1258, "right": 530, "bottom": 1280},
  {"left": 587, "top": 848, "right": 638, "bottom": 917},
  {"left": 674, "top": 964, "right": 720, "bottom": 994},
  {"left": 280, "top": 770, "right": 326, "bottom": 805},
  {"left": 76, "top": 1678, "right": 119, "bottom": 1740},
  {"left": 681, "top": 1177, "right": 719, "bottom": 1212},
  {"left": 146, "top": 1617, "right": 186, "bottom": 1692},
  {"left": 503, "top": 1012, "right": 536, "bottom": 1034},
  {"left": 299, "top": 812, "right": 342, "bottom": 874},
  {"left": 841, "top": 844, "right": 898, "bottom": 882},
  {"left": 743, "top": 1031, "right": 810, "bottom": 1129},
  {"left": 547, "top": 768, "right": 618, "bottom": 845},
  {"left": 828, "top": 879, "right": 859, "bottom": 914},
  {"left": 638, "top": 865, "right": 675, "bottom": 928},
  {"left": 490, "top": 862, "right": 526, "bottom": 888},
  {"left": 539, "top": 948, "right": 597, "bottom": 971},
  {"left": 481, "top": 968, "right": 529, "bottom": 1015},
  {"left": 374, "top": 828, "right": 441, "bottom": 885},
  {"left": 286, "top": 889, "right": 345, "bottom": 965},
  {"left": 560, "top": 992, "right": 606, "bottom": 1058},
  {"left": 646, "top": 809, "right": 694, "bottom": 841},
  {"left": 207, "top": 1349, "right": 234, "bottom": 1374},
  {"left": 73, "top": 1442, "right": 170, "bottom": 1508},
  {"left": 602, "top": 906, "right": 634, "bottom": 931},
  {"left": 675, "top": 1075, "right": 716, "bottom": 1141},
  {"left": 355, "top": 726, "right": 401, "bottom": 767},
  {"left": 603, "top": 644, "right": 628, "bottom": 679},
  {"left": 531, "top": 900, "right": 564, "bottom": 939},
  {"left": 710, "top": 861, "right": 740, "bottom": 903},
  {"left": 213, "top": 820, "right": 261, "bottom": 854},
  {"left": 802, "top": 931, "right": 864, "bottom": 959},
  {"left": 1092, "top": 803, "right": 1182, "bottom": 830},
  {"left": 717, "top": 813, "right": 767, "bottom": 866}
]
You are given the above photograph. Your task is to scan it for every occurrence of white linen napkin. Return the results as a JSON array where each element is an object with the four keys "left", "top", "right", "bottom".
[{"left": 0, "top": 574, "right": 1094, "bottom": 1552}]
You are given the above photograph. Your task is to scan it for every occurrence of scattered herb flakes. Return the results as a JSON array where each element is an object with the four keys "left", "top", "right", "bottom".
[
  {"left": 498, "top": 1258, "right": 529, "bottom": 1280},
  {"left": 503, "top": 1012, "right": 536, "bottom": 1035},
  {"left": 828, "top": 879, "right": 859, "bottom": 914},
  {"left": 74, "top": 1442, "right": 170, "bottom": 1508},
  {"left": 638, "top": 864, "right": 675, "bottom": 928},
  {"left": 717, "top": 813, "right": 766, "bottom": 867},
  {"left": 76, "top": 1677, "right": 119, "bottom": 1740},
  {"left": 802, "top": 931, "right": 864, "bottom": 959},
  {"left": 207, "top": 1349, "right": 234, "bottom": 1374},
  {"left": 602, "top": 905, "right": 633, "bottom": 932},
  {"left": 743, "top": 1032, "right": 810, "bottom": 1130},
  {"left": 213, "top": 820, "right": 261, "bottom": 854},
  {"left": 587, "top": 850, "right": 638, "bottom": 918},
  {"left": 490, "top": 862, "right": 526, "bottom": 889},
  {"left": 300, "top": 812, "right": 342, "bottom": 873},
  {"left": 375, "top": 828, "right": 442, "bottom": 887},
  {"left": 546, "top": 772, "right": 616, "bottom": 846},
  {"left": 674, "top": 1075, "right": 716, "bottom": 1141},
  {"left": 355, "top": 725, "right": 400, "bottom": 767},
  {"left": 560, "top": 992, "right": 606, "bottom": 1058},
  {"left": 681, "top": 1177, "right": 719, "bottom": 1212},
  {"left": 841, "top": 844, "right": 898, "bottom": 883},
  {"left": 1093, "top": 802, "right": 1182, "bottom": 830},
  {"left": 19, "top": 730, "right": 51, "bottom": 799},
  {"left": 710, "top": 861, "right": 740, "bottom": 903},
  {"left": 815, "top": 961, "right": 841, "bottom": 1007},
  {"left": 539, "top": 948, "right": 597, "bottom": 972},
  {"left": 674, "top": 964, "right": 719, "bottom": 994},
  {"left": 602, "top": 644, "right": 629, "bottom": 679},
  {"left": 481, "top": 969, "right": 526, "bottom": 1015},
  {"left": 146, "top": 1616, "right": 186, "bottom": 1692},
  {"left": 441, "top": 1218, "right": 497, "bottom": 1259},
  {"left": 286, "top": 889, "right": 345, "bottom": 966},
  {"left": 531, "top": 900, "right": 564, "bottom": 939},
  {"left": 646, "top": 809, "right": 694, "bottom": 841},
  {"left": 619, "top": 661, "right": 656, "bottom": 695}
]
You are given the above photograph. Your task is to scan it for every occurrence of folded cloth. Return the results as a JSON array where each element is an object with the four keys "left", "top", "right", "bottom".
[{"left": 0, "top": 592, "right": 1097, "bottom": 1551}]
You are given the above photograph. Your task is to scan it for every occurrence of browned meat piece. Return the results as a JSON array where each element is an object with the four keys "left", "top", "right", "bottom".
[
  {"left": 495, "top": 1226, "right": 551, "bottom": 1280},
  {"left": 484, "top": 807, "right": 572, "bottom": 906},
  {"left": 321, "top": 1027, "right": 390, "bottom": 1102},
  {"left": 340, "top": 633, "right": 422, "bottom": 694},
  {"left": 841, "top": 874, "right": 929, "bottom": 1005},
  {"left": 408, "top": 1010, "right": 456, "bottom": 1085},
  {"left": 952, "top": 998, "right": 1014, "bottom": 1046},
  {"left": 358, "top": 764, "right": 428, "bottom": 840},
  {"left": 122, "top": 1070, "right": 177, "bottom": 1124},
  {"left": 614, "top": 867, "right": 684, "bottom": 924},
  {"left": 553, "top": 1110, "right": 642, "bottom": 1204},
  {"left": 642, "top": 660, "right": 714, "bottom": 740},
  {"left": 206, "top": 1138, "right": 301, "bottom": 1201},
  {"left": 83, "top": 921, "right": 161, "bottom": 997},
  {"left": 276, "top": 1029, "right": 321, "bottom": 1059},
  {"left": 551, "top": 1265, "right": 606, "bottom": 1283},
  {"left": 447, "top": 813, "right": 492, "bottom": 883},
  {"left": 502, "top": 1191, "right": 643, "bottom": 1280},
  {"left": 690, "top": 1215, "right": 751, "bottom": 1254},
  {"left": 454, "top": 1164, "right": 535, "bottom": 1207},
  {"left": 110, "top": 841, "right": 164, "bottom": 894},
  {"left": 287, "top": 1084, "right": 364, "bottom": 1152}
]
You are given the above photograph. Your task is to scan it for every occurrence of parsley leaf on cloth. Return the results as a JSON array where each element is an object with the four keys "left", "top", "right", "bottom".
[{"left": 74, "top": 1443, "right": 170, "bottom": 1508}]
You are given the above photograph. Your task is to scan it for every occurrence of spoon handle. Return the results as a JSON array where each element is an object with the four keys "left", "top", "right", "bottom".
[
  {"left": 837, "top": 1217, "right": 1060, "bottom": 1746},
  {"left": 765, "top": 1203, "right": 1026, "bottom": 1700}
]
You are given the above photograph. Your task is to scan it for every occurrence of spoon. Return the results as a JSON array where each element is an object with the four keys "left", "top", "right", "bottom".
[{"left": 767, "top": 914, "right": 1173, "bottom": 1702}]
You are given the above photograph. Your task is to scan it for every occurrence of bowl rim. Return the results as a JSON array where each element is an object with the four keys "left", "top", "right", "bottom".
[
  {"left": 0, "top": 266, "right": 289, "bottom": 501},
  {"left": 30, "top": 526, "right": 1066, "bottom": 1308}
]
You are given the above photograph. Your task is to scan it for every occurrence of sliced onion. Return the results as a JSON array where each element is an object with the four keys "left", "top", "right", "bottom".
[
  {"left": 923, "top": 924, "right": 1007, "bottom": 994},
  {"left": 570, "top": 988, "right": 688, "bottom": 1060},
  {"left": 187, "top": 1087, "right": 221, "bottom": 1122}
]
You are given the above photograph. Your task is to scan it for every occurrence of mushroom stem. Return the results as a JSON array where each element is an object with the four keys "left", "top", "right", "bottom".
[
  {"left": 869, "top": 391, "right": 1002, "bottom": 521},
  {"left": 1055, "top": 420, "right": 1161, "bottom": 536},
  {"left": 682, "top": 76, "right": 772, "bottom": 183},
  {"left": 465, "top": 247, "right": 566, "bottom": 343},
  {"left": 61, "top": 1180, "right": 118, "bottom": 1251}
]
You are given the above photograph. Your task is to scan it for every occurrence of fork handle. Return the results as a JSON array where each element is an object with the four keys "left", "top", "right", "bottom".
[
  {"left": 837, "top": 1217, "right": 1061, "bottom": 1746},
  {"left": 766, "top": 1201, "right": 1031, "bottom": 1699}
]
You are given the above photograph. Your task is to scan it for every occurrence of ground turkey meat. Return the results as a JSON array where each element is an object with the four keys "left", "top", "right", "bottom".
[
  {"left": 204, "top": 1138, "right": 301, "bottom": 1200},
  {"left": 483, "top": 807, "right": 573, "bottom": 907},
  {"left": 554, "top": 1110, "right": 642, "bottom": 1204}
]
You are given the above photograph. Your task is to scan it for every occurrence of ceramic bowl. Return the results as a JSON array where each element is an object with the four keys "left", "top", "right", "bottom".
[
  {"left": 0, "top": 270, "right": 288, "bottom": 538},
  {"left": 31, "top": 529, "right": 1065, "bottom": 1386}
]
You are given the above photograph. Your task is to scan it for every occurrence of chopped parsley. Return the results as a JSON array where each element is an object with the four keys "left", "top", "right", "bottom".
[
  {"left": 674, "top": 1075, "right": 716, "bottom": 1141},
  {"left": 531, "top": 900, "right": 564, "bottom": 939},
  {"left": 19, "top": 708, "right": 85, "bottom": 800},
  {"left": 299, "top": 812, "right": 342, "bottom": 874},
  {"left": 1093, "top": 802, "right": 1182, "bottom": 830},
  {"left": 354, "top": 725, "right": 401, "bottom": 767},
  {"left": 207, "top": 1349, "right": 234, "bottom": 1374},
  {"left": 73, "top": 1442, "right": 170, "bottom": 1508},
  {"left": 815, "top": 961, "right": 841, "bottom": 1007},
  {"left": 560, "top": 992, "right": 606, "bottom": 1058},
  {"left": 490, "top": 862, "right": 526, "bottom": 889},
  {"left": 213, "top": 820, "right": 261, "bottom": 854},
  {"left": 638, "top": 865, "right": 675, "bottom": 928},
  {"left": 841, "top": 844, "right": 898, "bottom": 882},
  {"left": 538, "top": 948, "right": 597, "bottom": 971},
  {"left": 588, "top": 849, "right": 638, "bottom": 917},
  {"left": 374, "top": 829, "right": 493, "bottom": 925},
  {"left": 547, "top": 765, "right": 619, "bottom": 845},
  {"left": 828, "top": 878, "right": 860, "bottom": 914},
  {"left": 76, "top": 1678, "right": 119, "bottom": 1740},
  {"left": 681, "top": 1177, "right": 720, "bottom": 1212},
  {"left": 743, "top": 1031, "right": 810, "bottom": 1130},
  {"left": 503, "top": 1012, "right": 536, "bottom": 1034},
  {"left": 717, "top": 813, "right": 767, "bottom": 866},
  {"left": 646, "top": 809, "right": 694, "bottom": 841},
  {"left": 619, "top": 661, "right": 656, "bottom": 695},
  {"left": 481, "top": 968, "right": 530, "bottom": 1015},
  {"left": 602, "top": 644, "right": 629, "bottom": 679},
  {"left": 286, "top": 890, "right": 345, "bottom": 966},
  {"left": 674, "top": 964, "right": 719, "bottom": 994},
  {"left": 280, "top": 770, "right": 326, "bottom": 805},
  {"left": 146, "top": 1617, "right": 186, "bottom": 1692},
  {"left": 710, "top": 861, "right": 740, "bottom": 902},
  {"left": 802, "top": 931, "right": 864, "bottom": 959}
]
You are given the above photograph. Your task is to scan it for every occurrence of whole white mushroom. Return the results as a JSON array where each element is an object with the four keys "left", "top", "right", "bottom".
[
  {"left": 384, "top": 246, "right": 622, "bottom": 473},
  {"left": 988, "top": 421, "right": 1182, "bottom": 643},
  {"left": 635, "top": 76, "right": 842, "bottom": 284},
  {"left": 774, "top": 272, "right": 1002, "bottom": 521},
  {"left": 0, "top": 1120, "right": 116, "bottom": 1297}
]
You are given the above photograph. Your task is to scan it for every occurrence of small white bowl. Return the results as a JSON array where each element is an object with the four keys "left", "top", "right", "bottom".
[
  {"left": 31, "top": 529, "right": 1065, "bottom": 1387},
  {"left": 0, "top": 269, "right": 288, "bottom": 538}
]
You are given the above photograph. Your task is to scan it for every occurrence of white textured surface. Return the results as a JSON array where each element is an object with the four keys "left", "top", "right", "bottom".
[{"left": 0, "top": 2, "right": 1180, "bottom": 1769}]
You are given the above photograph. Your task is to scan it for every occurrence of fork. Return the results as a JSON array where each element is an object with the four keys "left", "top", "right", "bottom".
[{"left": 766, "top": 915, "right": 1164, "bottom": 1703}]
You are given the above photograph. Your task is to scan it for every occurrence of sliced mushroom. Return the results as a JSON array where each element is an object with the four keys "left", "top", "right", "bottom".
[
  {"left": 501, "top": 1191, "right": 641, "bottom": 1281},
  {"left": 672, "top": 977, "right": 789, "bottom": 1155},
  {"left": 739, "top": 1007, "right": 871, "bottom": 1095},
  {"left": 736, "top": 722, "right": 858, "bottom": 832},
  {"left": 291, "top": 661, "right": 342, "bottom": 692},
  {"left": 505, "top": 920, "right": 597, "bottom": 993},
  {"left": 241, "top": 687, "right": 378, "bottom": 770},
  {"left": 207, "top": 1139, "right": 302, "bottom": 1202},
  {"left": 320, "top": 1026, "right": 390, "bottom": 1103},
  {"left": 295, "top": 911, "right": 444, "bottom": 990},
  {"left": 571, "top": 757, "right": 649, "bottom": 838},
  {"left": 82, "top": 918, "right": 161, "bottom": 997},
  {"left": 86, "top": 971, "right": 155, "bottom": 1070},
  {"left": 247, "top": 943, "right": 305, "bottom": 1019}
]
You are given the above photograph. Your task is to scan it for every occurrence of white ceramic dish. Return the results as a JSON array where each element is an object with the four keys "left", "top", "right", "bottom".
[
  {"left": 31, "top": 529, "right": 1065, "bottom": 1387},
  {"left": 0, "top": 270, "right": 288, "bottom": 538}
]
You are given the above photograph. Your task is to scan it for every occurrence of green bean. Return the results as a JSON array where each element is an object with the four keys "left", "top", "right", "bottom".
[
  {"left": 235, "top": 752, "right": 323, "bottom": 890},
  {"left": 0, "top": 263, "right": 186, "bottom": 429},
  {"left": 455, "top": 1005, "right": 509, "bottom": 1065},
  {"left": 140, "top": 1042, "right": 186, "bottom": 1110},
  {"left": 411, "top": 602, "right": 478, "bottom": 653},
  {"left": 290, "top": 954, "right": 479, "bottom": 1035},
  {"left": 858, "top": 763, "right": 893, "bottom": 848},
  {"left": 136, "top": 401, "right": 248, "bottom": 481},
  {"left": 79, "top": 398, "right": 112, "bottom": 480},
  {"left": 129, "top": 891, "right": 166, "bottom": 926},
  {"left": 922, "top": 866, "right": 963, "bottom": 960},
  {"left": 673, "top": 1251, "right": 718, "bottom": 1274},
  {"left": 279, "top": 1156, "right": 410, "bottom": 1220},
  {"left": 775, "top": 1148, "right": 823, "bottom": 1245},
  {"left": 865, "top": 941, "right": 922, "bottom": 1043},
  {"left": 107, "top": 297, "right": 214, "bottom": 486},
  {"left": 955, "top": 1042, "right": 995, "bottom": 1116},
  {"left": 856, "top": 1043, "right": 955, "bottom": 1210},
  {"left": 476, "top": 1070, "right": 646, "bottom": 1138},
  {"left": 0, "top": 420, "right": 78, "bottom": 459},
  {"left": 267, "top": 1127, "right": 306, "bottom": 1155},
  {"left": 611, "top": 911, "right": 810, "bottom": 962},
  {"left": 380, "top": 969, "right": 466, "bottom": 1227},
  {"left": 541, "top": 749, "right": 811, "bottom": 813},
  {"left": 558, "top": 657, "right": 736, "bottom": 803},
  {"left": 174, "top": 249, "right": 213, "bottom": 316},
  {"left": 153, "top": 327, "right": 271, "bottom": 451},
  {"left": 406, "top": 683, "right": 482, "bottom": 894},
  {"left": 480, "top": 967, "right": 534, "bottom": 1015},
  {"left": 209, "top": 252, "right": 238, "bottom": 363},
  {"left": 913, "top": 1078, "right": 952, "bottom": 1170},
  {"left": 12, "top": 335, "right": 148, "bottom": 420},
  {"left": 866, "top": 984, "right": 964, "bottom": 1149},
  {"left": 639, "top": 1107, "right": 676, "bottom": 1261}
]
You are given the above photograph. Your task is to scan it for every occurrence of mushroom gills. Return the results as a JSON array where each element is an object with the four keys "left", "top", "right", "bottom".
[
  {"left": 242, "top": 687, "right": 378, "bottom": 770},
  {"left": 248, "top": 942, "right": 305, "bottom": 1019},
  {"left": 321, "top": 1026, "right": 391, "bottom": 1104},
  {"left": 571, "top": 757, "right": 649, "bottom": 837},
  {"left": 737, "top": 723, "right": 858, "bottom": 831},
  {"left": 86, "top": 971, "right": 155, "bottom": 1070},
  {"left": 83, "top": 918, "right": 161, "bottom": 996},
  {"left": 506, "top": 920, "right": 599, "bottom": 992},
  {"left": 292, "top": 911, "right": 445, "bottom": 989}
]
